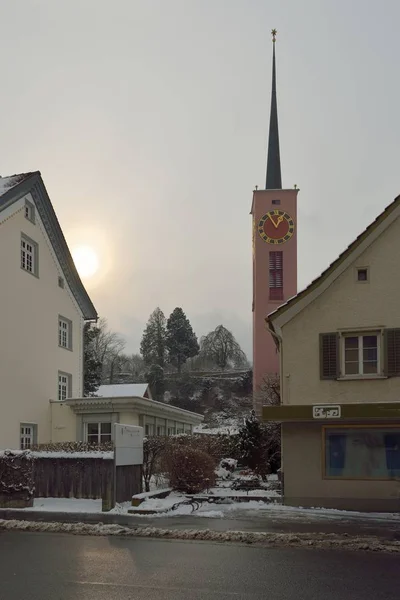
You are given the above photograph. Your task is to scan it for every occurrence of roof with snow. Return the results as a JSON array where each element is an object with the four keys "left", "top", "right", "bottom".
[
  {"left": 0, "top": 171, "right": 97, "bottom": 320},
  {"left": 97, "top": 383, "right": 150, "bottom": 398},
  {"left": 0, "top": 173, "right": 33, "bottom": 198}
]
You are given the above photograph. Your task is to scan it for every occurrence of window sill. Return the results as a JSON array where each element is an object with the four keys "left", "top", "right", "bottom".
[
  {"left": 21, "top": 266, "right": 39, "bottom": 279},
  {"left": 58, "top": 344, "right": 73, "bottom": 352},
  {"left": 337, "top": 375, "right": 387, "bottom": 381}
]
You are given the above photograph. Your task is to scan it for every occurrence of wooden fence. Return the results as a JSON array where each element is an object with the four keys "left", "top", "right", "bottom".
[{"left": 33, "top": 455, "right": 142, "bottom": 511}]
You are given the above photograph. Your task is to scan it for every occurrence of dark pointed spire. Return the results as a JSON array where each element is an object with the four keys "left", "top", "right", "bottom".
[{"left": 266, "top": 29, "right": 282, "bottom": 190}]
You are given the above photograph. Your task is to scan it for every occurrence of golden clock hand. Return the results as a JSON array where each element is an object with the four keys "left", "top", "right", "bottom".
[
  {"left": 269, "top": 214, "right": 279, "bottom": 228},
  {"left": 272, "top": 215, "right": 284, "bottom": 228}
]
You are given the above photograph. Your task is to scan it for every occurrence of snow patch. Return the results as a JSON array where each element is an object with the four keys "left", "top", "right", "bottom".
[
  {"left": 97, "top": 383, "right": 149, "bottom": 398},
  {"left": 194, "top": 425, "right": 239, "bottom": 435},
  {"left": 29, "top": 498, "right": 102, "bottom": 513},
  {"left": 0, "top": 175, "right": 25, "bottom": 197},
  {"left": 0, "top": 519, "right": 398, "bottom": 553}
]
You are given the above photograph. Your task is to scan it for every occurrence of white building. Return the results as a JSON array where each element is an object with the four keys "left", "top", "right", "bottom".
[
  {"left": 0, "top": 171, "right": 98, "bottom": 449},
  {"left": 51, "top": 383, "right": 203, "bottom": 442}
]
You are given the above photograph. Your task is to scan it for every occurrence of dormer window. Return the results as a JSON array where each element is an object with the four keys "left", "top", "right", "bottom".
[{"left": 24, "top": 200, "right": 35, "bottom": 224}]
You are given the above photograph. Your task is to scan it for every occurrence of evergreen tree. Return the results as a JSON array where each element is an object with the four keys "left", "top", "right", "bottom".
[
  {"left": 140, "top": 308, "right": 167, "bottom": 367},
  {"left": 166, "top": 307, "right": 199, "bottom": 373},
  {"left": 83, "top": 323, "right": 102, "bottom": 396},
  {"left": 146, "top": 363, "right": 165, "bottom": 402},
  {"left": 238, "top": 410, "right": 267, "bottom": 474}
]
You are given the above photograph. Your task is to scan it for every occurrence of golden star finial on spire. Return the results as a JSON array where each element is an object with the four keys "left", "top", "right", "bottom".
[{"left": 271, "top": 29, "right": 277, "bottom": 42}]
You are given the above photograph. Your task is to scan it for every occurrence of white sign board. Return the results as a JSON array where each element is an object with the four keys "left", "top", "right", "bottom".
[
  {"left": 312, "top": 405, "right": 341, "bottom": 419},
  {"left": 114, "top": 424, "right": 144, "bottom": 466}
]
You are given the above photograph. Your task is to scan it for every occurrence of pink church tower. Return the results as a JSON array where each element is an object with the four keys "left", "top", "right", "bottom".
[{"left": 252, "top": 30, "right": 298, "bottom": 415}]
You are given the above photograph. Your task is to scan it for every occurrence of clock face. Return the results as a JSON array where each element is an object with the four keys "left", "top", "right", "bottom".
[{"left": 258, "top": 210, "right": 294, "bottom": 245}]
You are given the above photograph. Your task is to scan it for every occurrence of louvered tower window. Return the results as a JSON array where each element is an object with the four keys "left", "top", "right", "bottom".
[{"left": 269, "top": 251, "right": 283, "bottom": 300}]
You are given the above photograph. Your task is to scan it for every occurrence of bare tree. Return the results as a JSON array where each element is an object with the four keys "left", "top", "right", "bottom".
[
  {"left": 200, "top": 325, "right": 248, "bottom": 370},
  {"left": 258, "top": 374, "right": 281, "bottom": 473},
  {"left": 143, "top": 436, "right": 168, "bottom": 492},
  {"left": 260, "top": 374, "right": 280, "bottom": 406},
  {"left": 115, "top": 353, "right": 146, "bottom": 383},
  {"left": 90, "top": 318, "right": 126, "bottom": 384}
]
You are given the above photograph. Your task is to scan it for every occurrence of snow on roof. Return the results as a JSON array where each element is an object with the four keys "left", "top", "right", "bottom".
[
  {"left": 97, "top": 383, "right": 149, "bottom": 398},
  {"left": 0, "top": 173, "right": 32, "bottom": 198},
  {"left": 193, "top": 425, "right": 239, "bottom": 435}
]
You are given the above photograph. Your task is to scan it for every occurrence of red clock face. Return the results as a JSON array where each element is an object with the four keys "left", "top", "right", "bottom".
[{"left": 258, "top": 210, "right": 294, "bottom": 245}]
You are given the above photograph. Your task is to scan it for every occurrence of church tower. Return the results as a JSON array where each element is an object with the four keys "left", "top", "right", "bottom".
[{"left": 252, "top": 30, "right": 298, "bottom": 415}]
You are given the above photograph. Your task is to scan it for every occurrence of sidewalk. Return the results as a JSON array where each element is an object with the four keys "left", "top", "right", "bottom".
[{"left": 1, "top": 504, "right": 399, "bottom": 541}]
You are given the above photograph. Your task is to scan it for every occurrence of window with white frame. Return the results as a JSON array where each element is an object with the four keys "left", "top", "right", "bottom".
[
  {"left": 342, "top": 332, "right": 380, "bottom": 376},
  {"left": 21, "top": 235, "right": 38, "bottom": 275},
  {"left": 86, "top": 422, "right": 112, "bottom": 445},
  {"left": 58, "top": 317, "right": 72, "bottom": 350},
  {"left": 145, "top": 423, "right": 155, "bottom": 436},
  {"left": 20, "top": 424, "right": 36, "bottom": 449},
  {"left": 58, "top": 372, "right": 71, "bottom": 400}
]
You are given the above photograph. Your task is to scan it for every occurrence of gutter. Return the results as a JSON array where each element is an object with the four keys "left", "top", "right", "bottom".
[{"left": 64, "top": 396, "right": 204, "bottom": 423}]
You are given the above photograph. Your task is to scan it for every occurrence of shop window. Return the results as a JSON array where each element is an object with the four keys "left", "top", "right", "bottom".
[{"left": 325, "top": 427, "right": 400, "bottom": 479}]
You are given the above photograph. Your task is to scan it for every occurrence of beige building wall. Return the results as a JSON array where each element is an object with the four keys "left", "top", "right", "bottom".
[
  {"left": 281, "top": 217, "right": 400, "bottom": 406},
  {"left": 118, "top": 411, "right": 140, "bottom": 426},
  {"left": 0, "top": 196, "right": 85, "bottom": 448},
  {"left": 283, "top": 422, "right": 400, "bottom": 511},
  {"left": 51, "top": 402, "right": 77, "bottom": 442}
]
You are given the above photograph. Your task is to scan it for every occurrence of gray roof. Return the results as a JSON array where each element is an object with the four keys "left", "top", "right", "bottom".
[{"left": 0, "top": 171, "right": 97, "bottom": 320}]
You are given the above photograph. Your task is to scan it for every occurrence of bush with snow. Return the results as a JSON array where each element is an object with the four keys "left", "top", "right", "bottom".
[
  {"left": 215, "top": 466, "right": 231, "bottom": 480},
  {"left": 166, "top": 446, "right": 216, "bottom": 494},
  {"left": 0, "top": 450, "right": 35, "bottom": 505},
  {"left": 31, "top": 441, "right": 113, "bottom": 453},
  {"left": 220, "top": 458, "right": 237, "bottom": 472}
]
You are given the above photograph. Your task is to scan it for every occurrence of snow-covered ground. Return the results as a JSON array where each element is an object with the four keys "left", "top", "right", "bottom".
[
  {"left": 193, "top": 425, "right": 239, "bottom": 435},
  {"left": 19, "top": 498, "right": 103, "bottom": 513},
  {"left": 1, "top": 519, "right": 399, "bottom": 553},
  {"left": 8, "top": 495, "right": 399, "bottom": 527}
]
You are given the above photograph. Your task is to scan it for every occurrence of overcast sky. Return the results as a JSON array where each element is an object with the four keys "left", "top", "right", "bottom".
[{"left": 2, "top": 0, "right": 400, "bottom": 359}]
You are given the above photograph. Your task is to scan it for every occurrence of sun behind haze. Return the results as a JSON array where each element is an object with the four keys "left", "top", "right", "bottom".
[{"left": 72, "top": 246, "right": 100, "bottom": 280}]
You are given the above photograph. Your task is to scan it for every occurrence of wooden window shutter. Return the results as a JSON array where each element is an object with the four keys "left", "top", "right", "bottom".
[
  {"left": 319, "top": 333, "right": 339, "bottom": 379},
  {"left": 384, "top": 328, "right": 400, "bottom": 377}
]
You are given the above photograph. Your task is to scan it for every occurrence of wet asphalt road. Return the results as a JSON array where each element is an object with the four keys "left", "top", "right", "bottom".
[{"left": 0, "top": 531, "right": 399, "bottom": 599}]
